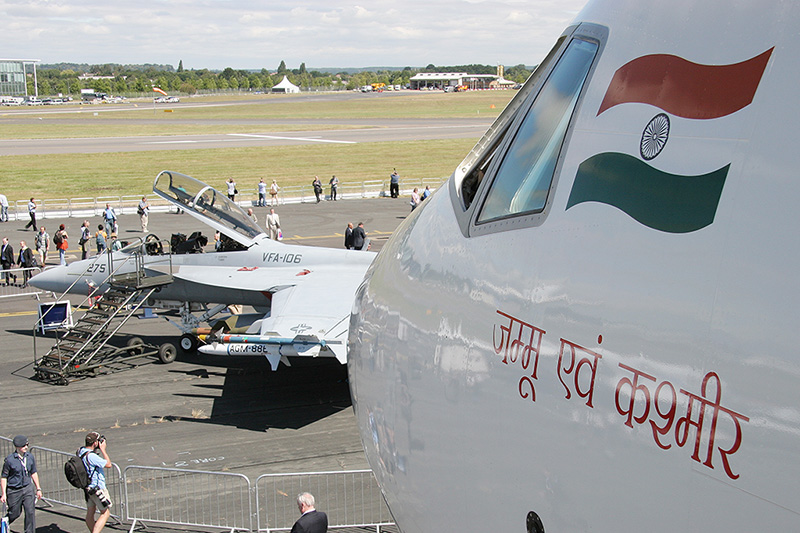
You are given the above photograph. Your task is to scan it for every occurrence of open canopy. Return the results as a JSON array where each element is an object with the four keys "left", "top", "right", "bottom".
[{"left": 152, "top": 170, "right": 265, "bottom": 247}]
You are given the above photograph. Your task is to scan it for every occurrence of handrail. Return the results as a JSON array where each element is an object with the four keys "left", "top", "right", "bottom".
[{"left": 31, "top": 235, "right": 155, "bottom": 364}]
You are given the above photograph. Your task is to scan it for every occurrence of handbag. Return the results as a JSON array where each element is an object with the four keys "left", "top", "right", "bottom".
[
  {"left": 277, "top": 230, "right": 283, "bottom": 241},
  {"left": 1, "top": 502, "right": 8, "bottom": 533}
]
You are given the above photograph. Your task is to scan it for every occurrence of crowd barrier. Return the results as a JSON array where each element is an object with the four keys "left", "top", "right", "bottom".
[
  {"left": 125, "top": 466, "right": 252, "bottom": 532},
  {"left": 0, "top": 437, "right": 394, "bottom": 532},
  {"left": 0, "top": 266, "right": 46, "bottom": 300},
  {"left": 255, "top": 470, "right": 394, "bottom": 532},
  {"left": 3, "top": 177, "right": 447, "bottom": 221}
]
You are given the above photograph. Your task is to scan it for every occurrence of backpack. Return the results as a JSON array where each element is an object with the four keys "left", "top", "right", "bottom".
[
  {"left": 53, "top": 232, "right": 63, "bottom": 246},
  {"left": 64, "top": 450, "right": 91, "bottom": 489}
]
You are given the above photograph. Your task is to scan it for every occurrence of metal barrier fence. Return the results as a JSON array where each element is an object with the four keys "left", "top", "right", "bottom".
[
  {"left": 0, "top": 266, "right": 46, "bottom": 300},
  {"left": 256, "top": 470, "right": 394, "bottom": 532},
  {"left": 124, "top": 466, "right": 252, "bottom": 532},
  {"left": 5, "top": 177, "right": 448, "bottom": 221},
  {"left": 0, "top": 438, "right": 393, "bottom": 532}
]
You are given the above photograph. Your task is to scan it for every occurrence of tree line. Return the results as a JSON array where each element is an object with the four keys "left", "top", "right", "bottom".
[{"left": 30, "top": 60, "right": 534, "bottom": 97}]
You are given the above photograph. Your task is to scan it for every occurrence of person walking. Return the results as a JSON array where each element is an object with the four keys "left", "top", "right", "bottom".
[
  {"left": 79, "top": 432, "right": 113, "bottom": 533},
  {"left": 24, "top": 198, "right": 37, "bottom": 231},
  {"left": 312, "top": 176, "right": 323, "bottom": 203},
  {"left": 79, "top": 220, "right": 91, "bottom": 260},
  {"left": 227, "top": 178, "right": 237, "bottom": 202},
  {"left": 329, "top": 175, "right": 339, "bottom": 201},
  {"left": 1, "top": 237, "right": 16, "bottom": 285},
  {"left": 270, "top": 180, "right": 280, "bottom": 206},
  {"left": 102, "top": 204, "right": 117, "bottom": 236},
  {"left": 291, "top": 492, "right": 328, "bottom": 533},
  {"left": 55, "top": 224, "right": 69, "bottom": 266},
  {"left": 0, "top": 435, "right": 43, "bottom": 533},
  {"left": 257, "top": 178, "right": 268, "bottom": 207},
  {"left": 0, "top": 192, "right": 8, "bottom": 222},
  {"left": 138, "top": 196, "right": 150, "bottom": 233},
  {"left": 266, "top": 208, "right": 281, "bottom": 240},
  {"left": 17, "top": 241, "right": 34, "bottom": 287},
  {"left": 389, "top": 169, "right": 400, "bottom": 198},
  {"left": 35, "top": 226, "right": 49, "bottom": 265}
]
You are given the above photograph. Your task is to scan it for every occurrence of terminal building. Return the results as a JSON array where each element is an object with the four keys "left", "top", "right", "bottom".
[
  {"left": 0, "top": 58, "right": 40, "bottom": 96},
  {"left": 409, "top": 65, "right": 517, "bottom": 90}
]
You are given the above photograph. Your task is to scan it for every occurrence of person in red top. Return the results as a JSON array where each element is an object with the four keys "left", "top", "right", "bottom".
[{"left": 55, "top": 223, "right": 69, "bottom": 266}]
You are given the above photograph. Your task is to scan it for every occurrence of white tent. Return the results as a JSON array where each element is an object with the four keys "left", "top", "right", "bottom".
[{"left": 271, "top": 75, "right": 300, "bottom": 94}]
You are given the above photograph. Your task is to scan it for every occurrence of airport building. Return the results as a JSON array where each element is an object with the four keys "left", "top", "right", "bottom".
[
  {"left": 409, "top": 65, "right": 516, "bottom": 90},
  {"left": 0, "top": 58, "right": 39, "bottom": 96}
]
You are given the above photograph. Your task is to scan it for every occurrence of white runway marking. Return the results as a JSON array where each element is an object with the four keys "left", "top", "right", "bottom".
[{"left": 228, "top": 133, "right": 357, "bottom": 144}]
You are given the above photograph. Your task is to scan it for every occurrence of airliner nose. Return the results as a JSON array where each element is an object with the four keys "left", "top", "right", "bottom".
[{"left": 29, "top": 266, "right": 69, "bottom": 293}]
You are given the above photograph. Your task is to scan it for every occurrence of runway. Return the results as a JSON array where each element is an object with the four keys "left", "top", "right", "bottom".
[
  {"left": 0, "top": 196, "right": 413, "bottom": 531},
  {"left": 0, "top": 120, "right": 491, "bottom": 155},
  {"left": 0, "top": 91, "right": 495, "bottom": 155}
]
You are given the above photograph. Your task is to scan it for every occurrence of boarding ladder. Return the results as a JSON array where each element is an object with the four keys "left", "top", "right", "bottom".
[{"left": 33, "top": 237, "right": 175, "bottom": 384}]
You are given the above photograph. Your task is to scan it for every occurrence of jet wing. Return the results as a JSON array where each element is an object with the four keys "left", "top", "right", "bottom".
[
  {"left": 255, "top": 264, "right": 368, "bottom": 363},
  {"left": 171, "top": 263, "right": 311, "bottom": 293},
  {"left": 182, "top": 262, "right": 369, "bottom": 366}
]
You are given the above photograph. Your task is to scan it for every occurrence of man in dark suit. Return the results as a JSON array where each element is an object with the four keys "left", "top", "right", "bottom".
[
  {"left": 291, "top": 492, "right": 328, "bottom": 533},
  {"left": 344, "top": 223, "right": 354, "bottom": 249},
  {"left": 17, "top": 241, "right": 34, "bottom": 287},
  {"left": 352, "top": 222, "right": 367, "bottom": 251},
  {"left": 1, "top": 237, "right": 16, "bottom": 285}
]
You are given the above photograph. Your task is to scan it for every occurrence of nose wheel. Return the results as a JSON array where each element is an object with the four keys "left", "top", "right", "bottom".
[{"left": 180, "top": 333, "right": 198, "bottom": 353}]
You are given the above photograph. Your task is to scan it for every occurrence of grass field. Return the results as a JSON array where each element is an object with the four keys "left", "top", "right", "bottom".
[{"left": 0, "top": 91, "right": 513, "bottom": 201}]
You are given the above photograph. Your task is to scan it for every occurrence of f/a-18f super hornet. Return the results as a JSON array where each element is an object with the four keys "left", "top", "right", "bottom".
[{"left": 30, "top": 170, "right": 376, "bottom": 369}]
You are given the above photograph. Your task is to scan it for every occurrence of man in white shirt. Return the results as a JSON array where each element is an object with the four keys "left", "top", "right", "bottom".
[{"left": 0, "top": 193, "right": 8, "bottom": 222}]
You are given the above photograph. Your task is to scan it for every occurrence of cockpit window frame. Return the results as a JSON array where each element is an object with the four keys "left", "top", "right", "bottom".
[{"left": 448, "top": 23, "right": 607, "bottom": 238}]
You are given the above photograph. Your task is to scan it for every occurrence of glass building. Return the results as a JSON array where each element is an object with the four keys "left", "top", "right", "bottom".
[{"left": 0, "top": 59, "right": 39, "bottom": 96}]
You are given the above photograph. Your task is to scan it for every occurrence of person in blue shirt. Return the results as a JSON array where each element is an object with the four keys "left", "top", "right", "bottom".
[
  {"left": 102, "top": 204, "right": 117, "bottom": 236},
  {"left": 0, "top": 435, "right": 43, "bottom": 533},
  {"left": 79, "top": 431, "right": 113, "bottom": 533}
]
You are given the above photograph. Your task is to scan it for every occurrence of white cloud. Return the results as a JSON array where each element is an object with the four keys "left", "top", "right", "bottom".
[{"left": 0, "top": 0, "right": 588, "bottom": 68}]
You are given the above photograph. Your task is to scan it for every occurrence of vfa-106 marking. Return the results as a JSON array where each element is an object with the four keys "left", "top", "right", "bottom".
[
  {"left": 30, "top": 171, "right": 375, "bottom": 368},
  {"left": 348, "top": 1, "right": 800, "bottom": 531}
]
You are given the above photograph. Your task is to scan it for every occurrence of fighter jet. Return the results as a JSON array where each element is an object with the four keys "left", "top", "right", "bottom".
[
  {"left": 348, "top": 0, "right": 800, "bottom": 531},
  {"left": 30, "top": 170, "right": 375, "bottom": 369}
]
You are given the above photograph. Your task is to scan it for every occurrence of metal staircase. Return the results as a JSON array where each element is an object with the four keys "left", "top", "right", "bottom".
[{"left": 33, "top": 236, "right": 177, "bottom": 384}]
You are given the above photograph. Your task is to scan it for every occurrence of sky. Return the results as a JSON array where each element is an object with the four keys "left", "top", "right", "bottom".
[{"left": 0, "top": 0, "right": 588, "bottom": 71}]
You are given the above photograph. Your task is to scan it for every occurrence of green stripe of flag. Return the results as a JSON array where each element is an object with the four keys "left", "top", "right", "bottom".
[{"left": 567, "top": 152, "right": 729, "bottom": 233}]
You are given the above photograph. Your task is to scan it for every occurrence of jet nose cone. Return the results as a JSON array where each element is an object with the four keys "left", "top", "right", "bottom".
[{"left": 29, "top": 266, "right": 69, "bottom": 293}]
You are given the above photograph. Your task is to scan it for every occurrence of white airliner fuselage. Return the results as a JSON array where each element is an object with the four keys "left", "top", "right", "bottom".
[{"left": 348, "top": 0, "right": 800, "bottom": 531}]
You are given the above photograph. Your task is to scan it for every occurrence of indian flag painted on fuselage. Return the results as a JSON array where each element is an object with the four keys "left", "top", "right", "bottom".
[{"left": 568, "top": 48, "right": 773, "bottom": 233}]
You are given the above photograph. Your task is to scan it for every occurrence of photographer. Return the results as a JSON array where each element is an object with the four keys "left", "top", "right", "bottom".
[{"left": 79, "top": 431, "right": 113, "bottom": 533}]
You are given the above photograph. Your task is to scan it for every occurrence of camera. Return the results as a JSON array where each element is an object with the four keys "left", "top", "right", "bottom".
[
  {"left": 98, "top": 435, "right": 106, "bottom": 444},
  {"left": 87, "top": 486, "right": 113, "bottom": 508}
]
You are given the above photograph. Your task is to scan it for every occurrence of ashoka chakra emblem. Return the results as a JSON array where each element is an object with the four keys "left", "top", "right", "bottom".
[{"left": 640, "top": 113, "right": 670, "bottom": 160}]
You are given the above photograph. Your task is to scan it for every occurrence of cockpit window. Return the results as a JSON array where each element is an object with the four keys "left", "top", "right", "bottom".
[
  {"left": 477, "top": 38, "right": 598, "bottom": 223},
  {"left": 458, "top": 36, "right": 567, "bottom": 210}
]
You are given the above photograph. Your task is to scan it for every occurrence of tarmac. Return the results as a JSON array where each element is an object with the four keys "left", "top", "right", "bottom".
[{"left": 0, "top": 194, "right": 414, "bottom": 532}]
